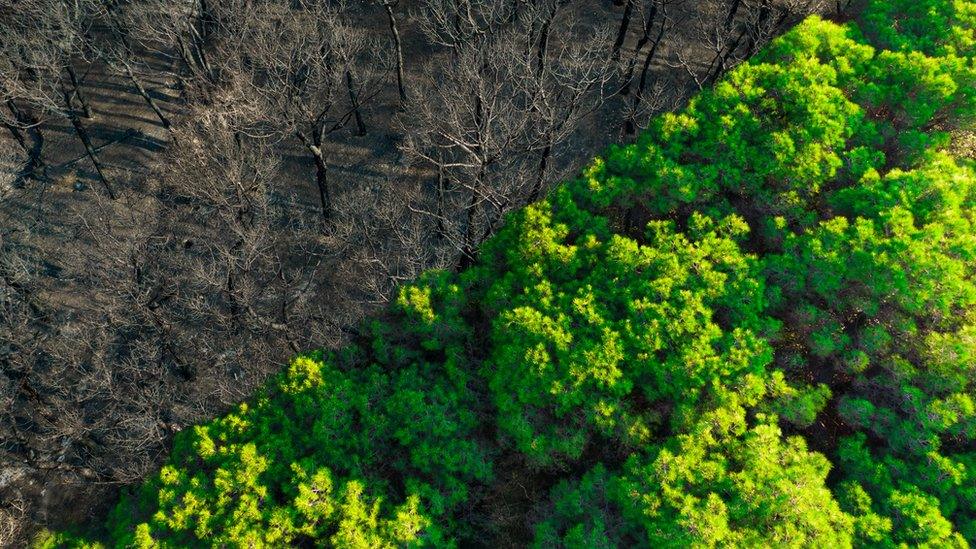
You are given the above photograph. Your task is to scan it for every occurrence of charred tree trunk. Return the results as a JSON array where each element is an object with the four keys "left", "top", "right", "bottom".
[
  {"left": 297, "top": 129, "right": 332, "bottom": 219},
  {"left": 311, "top": 151, "right": 331, "bottom": 220},
  {"left": 529, "top": 142, "right": 552, "bottom": 202},
  {"left": 611, "top": 0, "right": 634, "bottom": 61},
  {"left": 6, "top": 101, "right": 45, "bottom": 179},
  {"left": 435, "top": 165, "right": 447, "bottom": 241},
  {"left": 625, "top": 13, "right": 666, "bottom": 135},
  {"left": 384, "top": 2, "right": 407, "bottom": 103},
  {"left": 536, "top": 11, "right": 553, "bottom": 77},
  {"left": 3, "top": 119, "right": 35, "bottom": 187},
  {"left": 744, "top": 4, "right": 789, "bottom": 57},
  {"left": 124, "top": 64, "right": 176, "bottom": 136},
  {"left": 191, "top": 0, "right": 216, "bottom": 80},
  {"left": 65, "top": 93, "right": 115, "bottom": 199},
  {"left": 66, "top": 65, "right": 93, "bottom": 119},
  {"left": 528, "top": 6, "right": 557, "bottom": 200},
  {"left": 620, "top": 3, "right": 658, "bottom": 96},
  {"left": 709, "top": 25, "right": 747, "bottom": 84},
  {"left": 175, "top": 35, "right": 205, "bottom": 83},
  {"left": 725, "top": 0, "right": 743, "bottom": 27},
  {"left": 345, "top": 70, "right": 367, "bottom": 136},
  {"left": 4, "top": 120, "right": 29, "bottom": 155}
]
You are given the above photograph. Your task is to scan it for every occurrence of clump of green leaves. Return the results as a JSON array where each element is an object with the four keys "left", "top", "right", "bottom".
[{"left": 480, "top": 207, "right": 774, "bottom": 466}]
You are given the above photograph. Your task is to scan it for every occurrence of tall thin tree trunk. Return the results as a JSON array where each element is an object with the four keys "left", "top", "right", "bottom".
[
  {"left": 625, "top": 15, "right": 666, "bottom": 135},
  {"left": 297, "top": 129, "right": 332, "bottom": 219},
  {"left": 312, "top": 151, "right": 331, "bottom": 219},
  {"left": 124, "top": 64, "right": 175, "bottom": 136},
  {"left": 525, "top": 7, "right": 557, "bottom": 203},
  {"left": 4, "top": 99, "right": 31, "bottom": 150},
  {"left": 3, "top": 120, "right": 35, "bottom": 187},
  {"left": 744, "top": 5, "right": 787, "bottom": 58},
  {"left": 384, "top": 2, "right": 407, "bottom": 103},
  {"left": 457, "top": 86, "right": 492, "bottom": 269},
  {"left": 7, "top": 101, "right": 45, "bottom": 178},
  {"left": 536, "top": 8, "right": 553, "bottom": 77},
  {"left": 612, "top": 0, "right": 634, "bottom": 61},
  {"left": 458, "top": 183, "right": 480, "bottom": 270},
  {"left": 66, "top": 65, "right": 93, "bottom": 118},
  {"left": 710, "top": 26, "right": 747, "bottom": 83},
  {"left": 620, "top": 3, "right": 658, "bottom": 96},
  {"left": 226, "top": 271, "right": 239, "bottom": 319},
  {"left": 4, "top": 121, "right": 29, "bottom": 155},
  {"left": 175, "top": 35, "right": 205, "bottom": 82},
  {"left": 529, "top": 143, "right": 552, "bottom": 201},
  {"left": 725, "top": 0, "right": 743, "bottom": 27},
  {"left": 435, "top": 165, "right": 447, "bottom": 240},
  {"left": 191, "top": 0, "right": 216, "bottom": 80},
  {"left": 27, "top": 128, "right": 45, "bottom": 179},
  {"left": 458, "top": 164, "right": 488, "bottom": 270},
  {"left": 65, "top": 94, "right": 115, "bottom": 198},
  {"left": 345, "top": 70, "right": 367, "bottom": 136}
]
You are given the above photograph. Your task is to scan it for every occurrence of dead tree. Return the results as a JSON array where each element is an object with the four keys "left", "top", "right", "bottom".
[
  {"left": 374, "top": 0, "right": 408, "bottom": 103},
  {"left": 611, "top": 0, "right": 635, "bottom": 60},
  {"left": 524, "top": 3, "right": 616, "bottom": 201},
  {"left": 416, "top": 0, "right": 519, "bottom": 51},
  {"left": 669, "top": 0, "right": 827, "bottom": 94},
  {"left": 623, "top": 0, "right": 677, "bottom": 134},
  {"left": 94, "top": 9, "right": 179, "bottom": 136},
  {"left": 619, "top": 0, "right": 678, "bottom": 95},
  {"left": 24, "top": 110, "right": 335, "bottom": 488},
  {"left": 0, "top": 101, "right": 45, "bottom": 182},
  {"left": 235, "top": 0, "right": 387, "bottom": 219},
  {"left": 401, "top": 32, "right": 531, "bottom": 263},
  {"left": 403, "top": 0, "right": 614, "bottom": 264},
  {"left": 0, "top": 0, "right": 116, "bottom": 196},
  {"left": 116, "top": 0, "right": 235, "bottom": 101}
]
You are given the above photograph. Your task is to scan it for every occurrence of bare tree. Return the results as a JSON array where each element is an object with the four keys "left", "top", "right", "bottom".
[
  {"left": 523, "top": 6, "right": 616, "bottom": 201},
  {"left": 403, "top": 0, "right": 614, "bottom": 264},
  {"left": 93, "top": 10, "right": 179, "bottom": 137},
  {"left": 373, "top": 0, "right": 408, "bottom": 103},
  {"left": 619, "top": 0, "right": 677, "bottom": 93},
  {"left": 622, "top": 0, "right": 679, "bottom": 134},
  {"left": 402, "top": 37, "right": 533, "bottom": 263},
  {"left": 611, "top": 0, "right": 635, "bottom": 61},
  {"left": 232, "top": 0, "right": 388, "bottom": 219},
  {"left": 669, "top": 0, "right": 827, "bottom": 92},
  {"left": 416, "top": 0, "right": 519, "bottom": 51},
  {"left": 0, "top": 0, "right": 116, "bottom": 196},
  {"left": 117, "top": 0, "right": 223, "bottom": 95}
]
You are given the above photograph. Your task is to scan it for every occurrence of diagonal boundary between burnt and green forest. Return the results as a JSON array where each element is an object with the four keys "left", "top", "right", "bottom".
[{"left": 39, "top": 0, "right": 976, "bottom": 546}]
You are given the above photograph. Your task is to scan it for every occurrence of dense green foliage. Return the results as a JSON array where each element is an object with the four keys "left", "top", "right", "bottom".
[{"left": 40, "top": 1, "right": 976, "bottom": 546}]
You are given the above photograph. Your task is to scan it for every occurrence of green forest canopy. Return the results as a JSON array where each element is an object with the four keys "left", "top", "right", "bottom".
[{"left": 40, "top": 0, "right": 976, "bottom": 546}]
